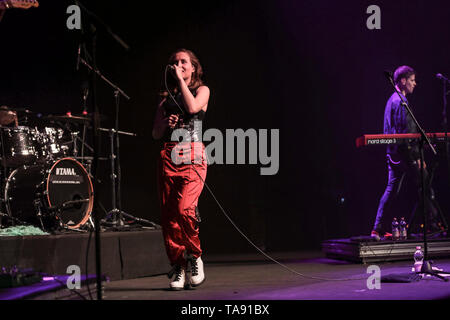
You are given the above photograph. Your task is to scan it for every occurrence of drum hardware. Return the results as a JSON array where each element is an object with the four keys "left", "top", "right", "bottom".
[
  {"left": 27, "top": 198, "right": 90, "bottom": 233},
  {"left": 70, "top": 131, "right": 95, "bottom": 158},
  {"left": 67, "top": 128, "right": 95, "bottom": 178},
  {"left": 44, "top": 114, "right": 96, "bottom": 169},
  {"left": 0, "top": 210, "right": 28, "bottom": 226},
  {"left": 49, "top": 198, "right": 91, "bottom": 209},
  {"left": 46, "top": 198, "right": 91, "bottom": 233},
  {"left": 74, "top": 156, "right": 95, "bottom": 161},
  {"left": 33, "top": 198, "right": 45, "bottom": 231},
  {"left": 71, "top": 131, "right": 79, "bottom": 157},
  {"left": 97, "top": 129, "right": 158, "bottom": 228},
  {"left": 99, "top": 127, "right": 138, "bottom": 227}
]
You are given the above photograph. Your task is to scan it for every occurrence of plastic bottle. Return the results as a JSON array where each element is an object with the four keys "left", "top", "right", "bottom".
[
  {"left": 413, "top": 246, "right": 424, "bottom": 273},
  {"left": 392, "top": 218, "right": 400, "bottom": 240},
  {"left": 399, "top": 217, "right": 407, "bottom": 240}
]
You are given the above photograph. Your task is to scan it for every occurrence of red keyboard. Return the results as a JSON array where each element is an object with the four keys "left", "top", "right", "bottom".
[{"left": 356, "top": 133, "right": 450, "bottom": 147}]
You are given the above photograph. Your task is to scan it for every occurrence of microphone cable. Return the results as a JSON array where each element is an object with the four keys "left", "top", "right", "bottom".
[{"left": 163, "top": 66, "right": 368, "bottom": 282}]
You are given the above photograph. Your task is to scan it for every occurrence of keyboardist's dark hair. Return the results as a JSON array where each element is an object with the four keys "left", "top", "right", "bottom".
[{"left": 393, "top": 65, "right": 416, "bottom": 85}]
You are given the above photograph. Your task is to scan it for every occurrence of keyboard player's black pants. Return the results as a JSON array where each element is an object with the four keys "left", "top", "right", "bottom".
[{"left": 373, "top": 154, "right": 439, "bottom": 234}]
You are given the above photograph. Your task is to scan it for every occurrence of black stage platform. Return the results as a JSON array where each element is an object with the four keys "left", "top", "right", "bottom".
[
  {"left": 322, "top": 236, "right": 450, "bottom": 263},
  {"left": 0, "top": 228, "right": 170, "bottom": 282}
]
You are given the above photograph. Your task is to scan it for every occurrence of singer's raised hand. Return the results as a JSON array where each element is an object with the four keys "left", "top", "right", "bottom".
[{"left": 172, "top": 64, "right": 184, "bottom": 82}]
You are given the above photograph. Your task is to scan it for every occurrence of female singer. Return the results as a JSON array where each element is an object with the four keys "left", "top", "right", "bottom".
[{"left": 152, "top": 49, "right": 209, "bottom": 290}]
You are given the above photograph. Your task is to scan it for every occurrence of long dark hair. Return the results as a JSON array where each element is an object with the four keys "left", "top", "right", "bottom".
[{"left": 160, "top": 48, "right": 205, "bottom": 98}]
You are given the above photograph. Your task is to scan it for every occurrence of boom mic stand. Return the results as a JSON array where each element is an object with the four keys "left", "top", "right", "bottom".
[
  {"left": 385, "top": 71, "right": 450, "bottom": 281},
  {"left": 438, "top": 74, "right": 450, "bottom": 203},
  {"left": 75, "top": 0, "right": 130, "bottom": 300},
  {"left": 79, "top": 60, "right": 158, "bottom": 229},
  {"left": 0, "top": 128, "right": 8, "bottom": 228},
  {"left": 77, "top": 59, "right": 131, "bottom": 228},
  {"left": 88, "top": 24, "right": 102, "bottom": 301}
]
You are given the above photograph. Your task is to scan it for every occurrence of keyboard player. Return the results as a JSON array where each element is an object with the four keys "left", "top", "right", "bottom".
[{"left": 371, "top": 65, "right": 440, "bottom": 240}]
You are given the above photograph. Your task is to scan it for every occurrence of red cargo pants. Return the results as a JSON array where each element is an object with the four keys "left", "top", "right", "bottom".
[{"left": 158, "top": 142, "right": 207, "bottom": 266}]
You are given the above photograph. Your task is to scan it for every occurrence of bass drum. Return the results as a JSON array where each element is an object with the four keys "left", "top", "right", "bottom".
[{"left": 5, "top": 157, "right": 94, "bottom": 230}]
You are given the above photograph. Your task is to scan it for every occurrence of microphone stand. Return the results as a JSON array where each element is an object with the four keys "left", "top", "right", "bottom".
[
  {"left": 77, "top": 58, "right": 133, "bottom": 229},
  {"left": 75, "top": 2, "right": 156, "bottom": 300},
  {"left": 440, "top": 76, "right": 450, "bottom": 204},
  {"left": 385, "top": 73, "right": 450, "bottom": 281},
  {"left": 90, "top": 25, "right": 103, "bottom": 301},
  {"left": 74, "top": 1, "right": 130, "bottom": 52},
  {"left": 75, "top": 0, "right": 126, "bottom": 300},
  {"left": 79, "top": 54, "right": 158, "bottom": 230}
]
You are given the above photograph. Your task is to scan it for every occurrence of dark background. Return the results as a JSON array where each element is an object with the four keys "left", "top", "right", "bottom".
[{"left": 1, "top": 0, "right": 450, "bottom": 253}]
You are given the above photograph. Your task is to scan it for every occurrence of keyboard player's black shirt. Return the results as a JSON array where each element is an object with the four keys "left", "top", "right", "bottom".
[{"left": 383, "top": 92, "right": 419, "bottom": 160}]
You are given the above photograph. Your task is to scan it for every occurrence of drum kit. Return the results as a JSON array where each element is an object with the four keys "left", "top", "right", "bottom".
[{"left": 0, "top": 105, "right": 95, "bottom": 232}]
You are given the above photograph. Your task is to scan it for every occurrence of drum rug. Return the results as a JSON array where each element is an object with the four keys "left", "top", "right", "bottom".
[{"left": 0, "top": 226, "right": 49, "bottom": 236}]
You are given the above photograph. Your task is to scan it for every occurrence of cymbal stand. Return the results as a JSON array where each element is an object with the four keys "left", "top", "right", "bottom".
[
  {"left": 81, "top": 121, "right": 88, "bottom": 158},
  {"left": 100, "top": 127, "right": 135, "bottom": 227},
  {"left": 73, "top": 132, "right": 94, "bottom": 156},
  {"left": 80, "top": 87, "right": 90, "bottom": 161},
  {"left": 71, "top": 131, "right": 79, "bottom": 157},
  {"left": 70, "top": 129, "right": 94, "bottom": 162},
  {"left": 99, "top": 127, "right": 158, "bottom": 228}
]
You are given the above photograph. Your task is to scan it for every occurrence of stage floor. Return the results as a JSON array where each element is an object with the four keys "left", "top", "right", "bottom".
[
  {"left": 1, "top": 250, "right": 450, "bottom": 303},
  {"left": 2, "top": 236, "right": 450, "bottom": 301},
  {"left": 101, "top": 251, "right": 450, "bottom": 300}
]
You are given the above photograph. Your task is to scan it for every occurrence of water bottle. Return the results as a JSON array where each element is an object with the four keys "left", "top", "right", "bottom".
[
  {"left": 399, "top": 217, "right": 407, "bottom": 240},
  {"left": 392, "top": 218, "right": 400, "bottom": 240},
  {"left": 413, "top": 246, "right": 424, "bottom": 273}
]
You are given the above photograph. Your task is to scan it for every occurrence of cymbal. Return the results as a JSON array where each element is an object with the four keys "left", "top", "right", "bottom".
[{"left": 44, "top": 114, "right": 92, "bottom": 124}]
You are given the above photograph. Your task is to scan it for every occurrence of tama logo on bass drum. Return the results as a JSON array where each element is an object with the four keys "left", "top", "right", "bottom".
[{"left": 55, "top": 168, "right": 77, "bottom": 175}]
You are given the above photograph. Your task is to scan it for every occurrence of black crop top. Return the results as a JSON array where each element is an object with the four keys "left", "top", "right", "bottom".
[{"left": 162, "top": 88, "right": 205, "bottom": 142}]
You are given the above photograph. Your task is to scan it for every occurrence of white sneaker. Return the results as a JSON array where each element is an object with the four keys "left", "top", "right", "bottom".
[
  {"left": 169, "top": 265, "right": 186, "bottom": 290},
  {"left": 189, "top": 257, "right": 205, "bottom": 287}
]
